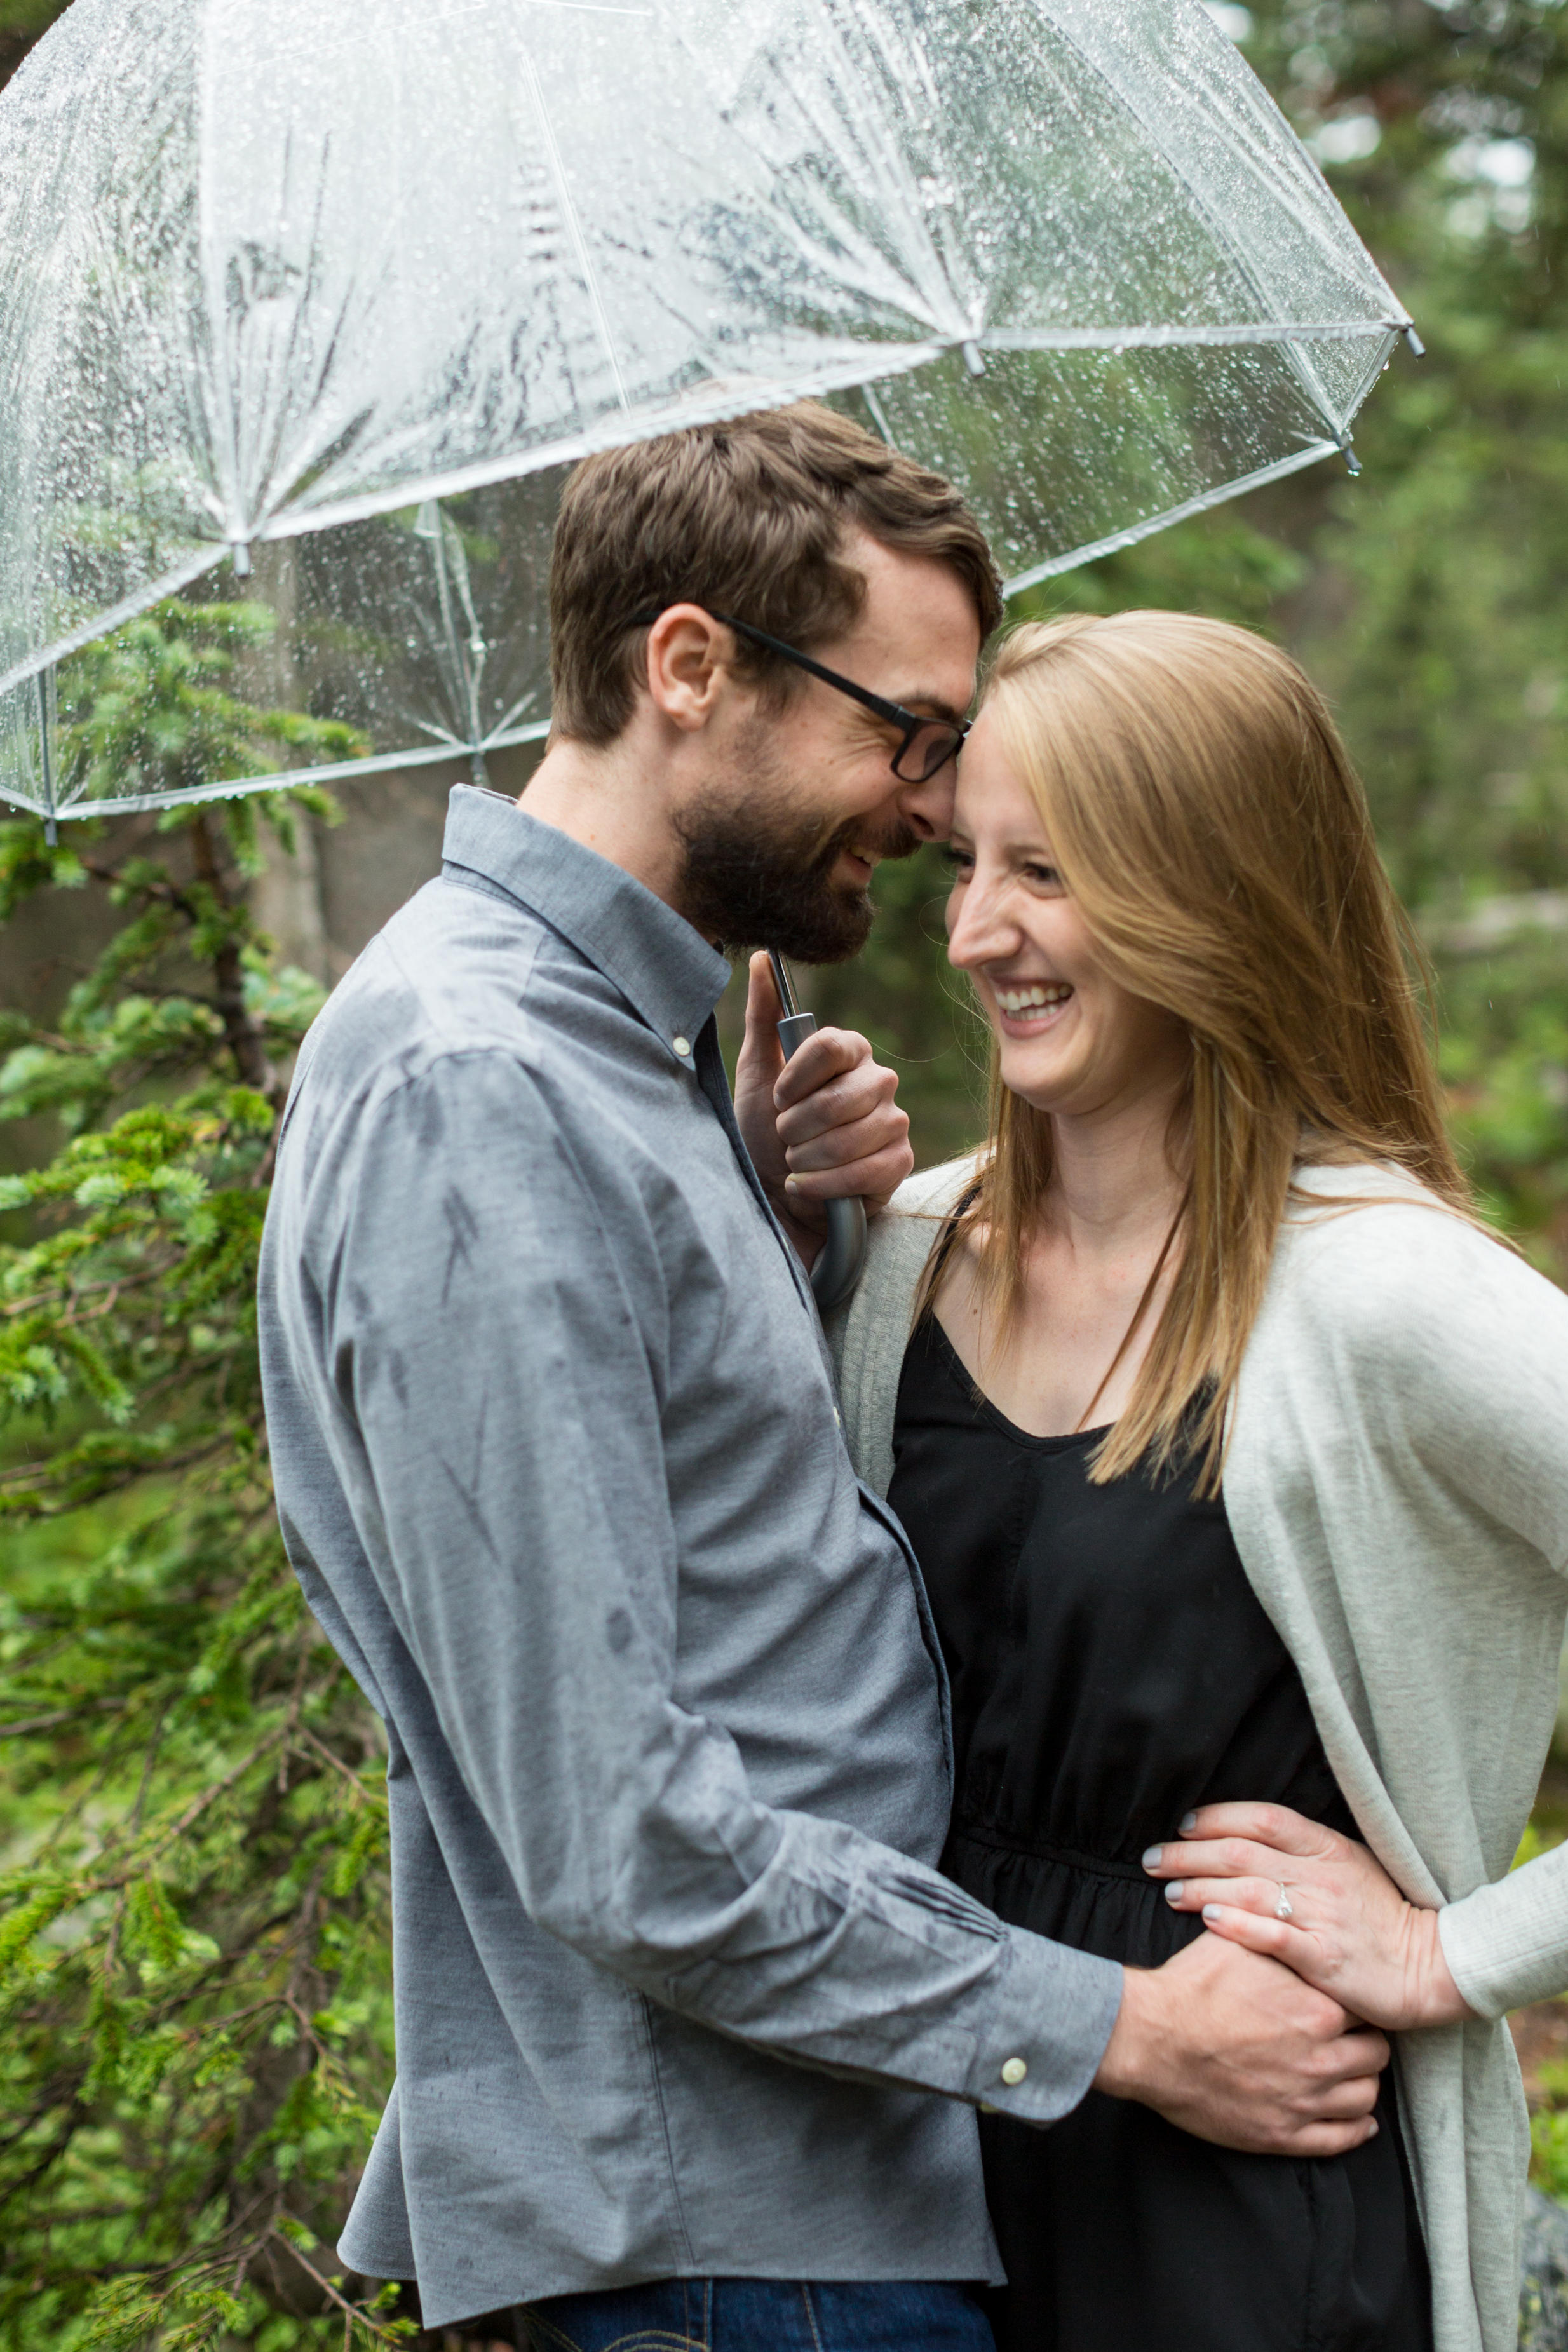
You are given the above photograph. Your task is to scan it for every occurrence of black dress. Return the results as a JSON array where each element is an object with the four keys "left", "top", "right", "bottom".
[{"left": 888, "top": 1314, "right": 1432, "bottom": 2352}]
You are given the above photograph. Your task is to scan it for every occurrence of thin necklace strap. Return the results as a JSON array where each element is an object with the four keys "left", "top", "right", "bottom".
[
  {"left": 1071, "top": 1189, "right": 1190, "bottom": 1438},
  {"left": 917, "top": 1179, "right": 985, "bottom": 1325}
]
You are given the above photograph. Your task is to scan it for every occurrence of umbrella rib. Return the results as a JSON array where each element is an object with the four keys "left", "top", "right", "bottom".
[
  {"left": 20, "top": 722, "right": 556, "bottom": 826},
  {"left": 1038, "top": 4, "right": 1397, "bottom": 438},
  {"left": 977, "top": 321, "right": 1405, "bottom": 349},
  {"left": 210, "top": 341, "right": 956, "bottom": 541},
  {"left": 240, "top": 2, "right": 654, "bottom": 77},
  {"left": 515, "top": 36, "right": 632, "bottom": 414},
  {"left": 0, "top": 548, "right": 228, "bottom": 708},
  {"left": 999, "top": 432, "right": 1351, "bottom": 596}
]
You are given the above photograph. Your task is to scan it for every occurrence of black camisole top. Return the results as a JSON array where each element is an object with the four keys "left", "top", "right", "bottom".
[{"left": 888, "top": 1311, "right": 1432, "bottom": 2352}]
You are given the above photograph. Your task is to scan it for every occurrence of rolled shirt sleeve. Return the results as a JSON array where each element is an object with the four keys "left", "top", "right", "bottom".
[{"left": 328, "top": 1048, "right": 1121, "bottom": 2123}]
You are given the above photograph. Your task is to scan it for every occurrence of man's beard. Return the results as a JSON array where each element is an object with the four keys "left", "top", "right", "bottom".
[{"left": 673, "top": 741, "right": 919, "bottom": 964}]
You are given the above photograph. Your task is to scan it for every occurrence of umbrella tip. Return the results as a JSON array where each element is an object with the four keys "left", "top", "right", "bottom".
[
  {"left": 961, "top": 339, "right": 986, "bottom": 377},
  {"left": 1402, "top": 323, "right": 1426, "bottom": 358},
  {"left": 1337, "top": 432, "right": 1362, "bottom": 478},
  {"left": 44, "top": 814, "right": 58, "bottom": 848},
  {"left": 229, "top": 540, "right": 253, "bottom": 579}
]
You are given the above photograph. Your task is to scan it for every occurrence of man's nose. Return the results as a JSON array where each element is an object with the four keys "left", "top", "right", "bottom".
[{"left": 895, "top": 764, "right": 959, "bottom": 843}]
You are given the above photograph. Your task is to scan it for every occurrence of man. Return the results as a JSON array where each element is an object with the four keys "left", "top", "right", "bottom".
[{"left": 258, "top": 405, "right": 1386, "bottom": 2351}]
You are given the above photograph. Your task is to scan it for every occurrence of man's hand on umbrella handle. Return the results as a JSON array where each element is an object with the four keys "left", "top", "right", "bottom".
[
  {"left": 1141, "top": 1802, "right": 1475, "bottom": 2032},
  {"left": 734, "top": 950, "right": 911, "bottom": 1266},
  {"left": 1093, "top": 1931, "right": 1389, "bottom": 2156}
]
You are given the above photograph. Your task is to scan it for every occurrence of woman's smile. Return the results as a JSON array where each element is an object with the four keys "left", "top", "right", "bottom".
[{"left": 989, "top": 978, "right": 1075, "bottom": 1035}]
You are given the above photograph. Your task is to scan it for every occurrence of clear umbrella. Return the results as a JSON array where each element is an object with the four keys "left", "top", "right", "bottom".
[{"left": 0, "top": 0, "right": 1414, "bottom": 830}]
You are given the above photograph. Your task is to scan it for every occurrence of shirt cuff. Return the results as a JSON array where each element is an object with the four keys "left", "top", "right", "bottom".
[{"left": 963, "top": 1927, "right": 1123, "bottom": 2126}]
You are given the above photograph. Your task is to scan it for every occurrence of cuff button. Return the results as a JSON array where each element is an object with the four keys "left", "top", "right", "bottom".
[{"left": 1000, "top": 2056, "right": 1028, "bottom": 2086}]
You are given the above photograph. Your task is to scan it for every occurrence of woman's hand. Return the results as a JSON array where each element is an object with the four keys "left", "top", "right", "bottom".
[
  {"left": 733, "top": 950, "right": 912, "bottom": 1262},
  {"left": 1142, "top": 1802, "right": 1476, "bottom": 2032}
]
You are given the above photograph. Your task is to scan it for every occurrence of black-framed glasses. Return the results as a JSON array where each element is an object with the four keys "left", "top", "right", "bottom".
[{"left": 627, "top": 605, "right": 970, "bottom": 784}]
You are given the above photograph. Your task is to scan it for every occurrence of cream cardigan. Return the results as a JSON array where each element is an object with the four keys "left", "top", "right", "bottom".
[{"left": 827, "top": 1158, "right": 1568, "bottom": 2352}]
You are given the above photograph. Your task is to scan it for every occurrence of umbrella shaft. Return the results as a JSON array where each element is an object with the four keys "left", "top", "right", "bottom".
[
  {"left": 36, "top": 669, "right": 55, "bottom": 846},
  {"left": 768, "top": 949, "right": 799, "bottom": 1020}
]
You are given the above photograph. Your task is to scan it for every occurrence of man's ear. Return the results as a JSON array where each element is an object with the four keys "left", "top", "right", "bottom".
[{"left": 642, "top": 605, "right": 735, "bottom": 734}]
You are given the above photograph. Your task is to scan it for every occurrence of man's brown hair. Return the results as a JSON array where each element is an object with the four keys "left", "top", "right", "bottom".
[{"left": 548, "top": 402, "right": 1003, "bottom": 744}]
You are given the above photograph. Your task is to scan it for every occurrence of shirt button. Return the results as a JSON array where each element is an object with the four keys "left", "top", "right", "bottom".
[
  {"left": 1001, "top": 2056, "right": 1028, "bottom": 2086},
  {"left": 672, "top": 1035, "right": 691, "bottom": 1058}
]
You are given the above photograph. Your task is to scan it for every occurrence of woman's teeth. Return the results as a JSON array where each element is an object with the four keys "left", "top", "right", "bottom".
[{"left": 994, "top": 983, "right": 1072, "bottom": 1016}]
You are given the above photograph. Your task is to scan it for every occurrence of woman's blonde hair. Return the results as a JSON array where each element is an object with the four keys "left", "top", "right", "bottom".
[{"left": 944, "top": 609, "right": 1479, "bottom": 1492}]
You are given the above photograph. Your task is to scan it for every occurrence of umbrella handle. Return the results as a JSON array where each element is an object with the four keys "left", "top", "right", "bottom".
[{"left": 773, "top": 971, "right": 869, "bottom": 1315}]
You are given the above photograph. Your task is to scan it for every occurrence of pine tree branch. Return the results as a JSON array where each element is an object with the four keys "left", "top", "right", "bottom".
[
  {"left": 1, "top": 1264, "right": 167, "bottom": 1319},
  {"left": 268, "top": 2227, "right": 406, "bottom": 2342},
  {"left": 147, "top": 1725, "right": 292, "bottom": 1853},
  {"left": 290, "top": 1724, "right": 381, "bottom": 1803},
  {"left": 0, "top": 1698, "right": 127, "bottom": 1739}
]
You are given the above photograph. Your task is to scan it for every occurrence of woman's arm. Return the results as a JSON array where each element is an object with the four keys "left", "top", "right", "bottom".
[
  {"left": 1182, "top": 1200, "right": 1568, "bottom": 2027},
  {"left": 1142, "top": 1803, "right": 1477, "bottom": 2030}
]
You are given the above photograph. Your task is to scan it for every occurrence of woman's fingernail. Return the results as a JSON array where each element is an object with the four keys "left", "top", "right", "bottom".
[
  {"left": 1165, "top": 1882, "right": 1184, "bottom": 1904},
  {"left": 1180, "top": 1811, "right": 1198, "bottom": 1834},
  {"left": 1367, "top": 2119, "right": 1379, "bottom": 2137},
  {"left": 1202, "top": 1904, "right": 1224, "bottom": 1921},
  {"left": 1142, "top": 1846, "right": 1163, "bottom": 1869}
]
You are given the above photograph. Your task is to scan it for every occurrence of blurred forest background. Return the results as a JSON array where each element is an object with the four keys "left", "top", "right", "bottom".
[
  {"left": 814, "top": 0, "right": 1568, "bottom": 1282},
  {"left": 3, "top": 2, "right": 1568, "bottom": 2348}
]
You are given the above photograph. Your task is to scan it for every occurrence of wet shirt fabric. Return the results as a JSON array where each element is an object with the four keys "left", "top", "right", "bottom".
[
  {"left": 257, "top": 787, "right": 1122, "bottom": 2330},
  {"left": 888, "top": 1312, "right": 1433, "bottom": 2352}
]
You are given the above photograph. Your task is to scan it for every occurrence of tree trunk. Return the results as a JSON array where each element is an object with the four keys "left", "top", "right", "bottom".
[{"left": 189, "top": 811, "right": 281, "bottom": 1103}]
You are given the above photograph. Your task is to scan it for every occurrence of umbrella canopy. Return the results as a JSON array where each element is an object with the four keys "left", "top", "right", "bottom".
[{"left": 0, "top": 0, "right": 1412, "bottom": 823}]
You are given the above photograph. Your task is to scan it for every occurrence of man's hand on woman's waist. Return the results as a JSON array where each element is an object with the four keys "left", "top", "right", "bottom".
[{"left": 1093, "top": 1932, "right": 1391, "bottom": 2156}]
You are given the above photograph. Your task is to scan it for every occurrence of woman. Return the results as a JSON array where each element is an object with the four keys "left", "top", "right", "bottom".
[{"left": 825, "top": 613, "right": 1568, "bottom": 2352}]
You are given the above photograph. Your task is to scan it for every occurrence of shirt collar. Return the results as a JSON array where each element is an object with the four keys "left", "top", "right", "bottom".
[{"left": 440, "top": 785, "right": 731, "bottom": 1062}]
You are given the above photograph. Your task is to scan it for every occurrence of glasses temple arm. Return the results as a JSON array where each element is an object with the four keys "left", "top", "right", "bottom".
[{"left": 712, "top": 614, "right": 910, "bottom": 729}]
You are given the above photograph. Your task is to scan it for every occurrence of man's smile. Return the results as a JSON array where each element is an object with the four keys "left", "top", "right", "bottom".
[{"left": 837, "top": 844, "right": 881, "bottom": 886}]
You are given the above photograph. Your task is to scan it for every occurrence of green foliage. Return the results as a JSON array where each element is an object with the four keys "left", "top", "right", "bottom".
[
  {"left": 1016, "top": 506, "right": 1310, "bottom": 632},
  {"left": 1533, "top": 2061, "right": 1568, "bottom": 2201},
  {"left": 55, "top": 603, "right": 362, "bottom": 826},
  {"left": 0, "top": 602, "right": 403, "bottom": 2349},
  {"left": 1239, "top": 0, "right": 1568, "bottom": 1277},
  {"left": 0, "top": 1, "right": 67, "bottom": 41},
  {"left": 1440, "top": 960, "right": 1568, "bottom": 1276}
]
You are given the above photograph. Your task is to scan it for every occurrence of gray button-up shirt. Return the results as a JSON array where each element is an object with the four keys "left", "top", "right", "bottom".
[{"left": 258, "top": 787, "right": 1121, "bottom": 2328}]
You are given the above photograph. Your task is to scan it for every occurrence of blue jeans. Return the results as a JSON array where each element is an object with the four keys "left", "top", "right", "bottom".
[{"left": 517, "top": 2278, "right": 996, "bottom": 2352}]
